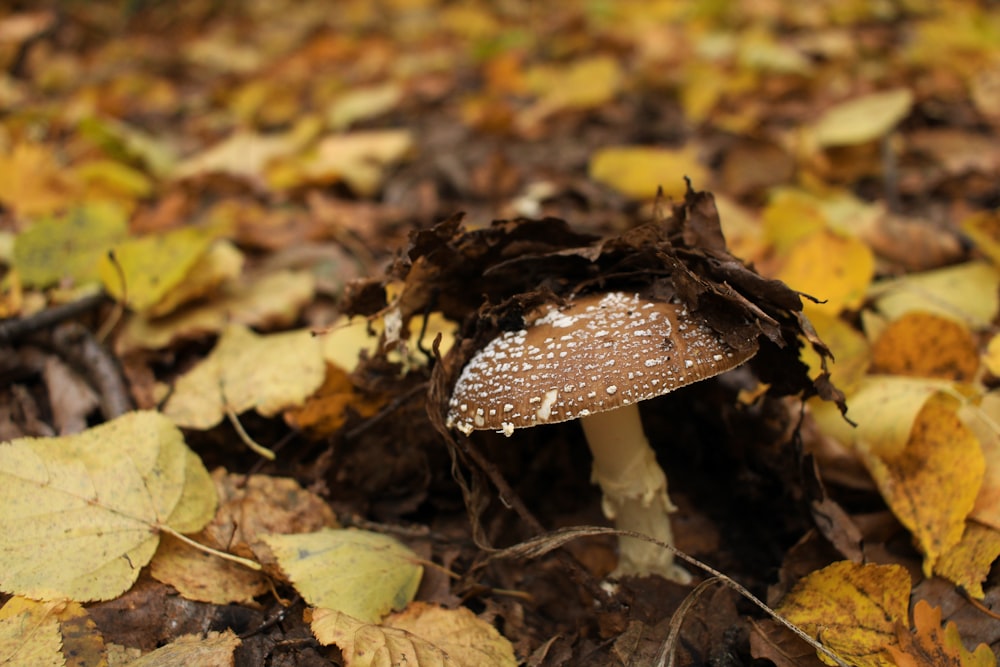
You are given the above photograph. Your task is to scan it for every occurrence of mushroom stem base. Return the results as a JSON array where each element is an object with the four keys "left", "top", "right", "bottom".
[{"left": 580, "top": 405, "right": 691, "bottom": 583}]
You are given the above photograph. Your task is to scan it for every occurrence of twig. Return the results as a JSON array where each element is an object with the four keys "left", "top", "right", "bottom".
[
  {"left": 50, "top": 321, "right": 133, "bottom": 418},
  {"left": 0, "top": 293, "right": 108, "bottom": 345}
]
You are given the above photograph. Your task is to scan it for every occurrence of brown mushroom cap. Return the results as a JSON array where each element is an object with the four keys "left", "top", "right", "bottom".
[{"left": 446, "top": 292, "right": 759, "bottom": 436}]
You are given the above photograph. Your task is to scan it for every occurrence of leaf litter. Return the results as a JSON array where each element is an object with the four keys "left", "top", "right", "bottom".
[{"left": 2, "top": 1, "right": 1000, "bottom": 665}]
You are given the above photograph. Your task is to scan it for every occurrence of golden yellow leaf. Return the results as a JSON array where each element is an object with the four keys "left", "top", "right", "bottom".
[
  {"left": 777, "top": 228, "right": 875, "bottom": 315},
  {"left": 125, "top": 630, "right": 240, "bottom": 667},
  {"left": 76, "top": 115, "right": 177, "bottom": 178},
  {"left": 870, "top": 311, "right": 980, "bottom": 382},
  {"left": 935, "top": 522, "right": 1000, "bottom": 599},
  {"left": 519, "top": 56, "right": 622, "bottom": 130},
  {"left": 962, "top": 392, "right": 1000, "bottom": 529},
  {"left": 328, "top": 83, "right": 404, "bottom": 131},
  {"left": 310, "top": 609, "right": 457, "bottom": 667},
  {"left": 173, "top": 130, "right": 305, "bottom": 181},
  {"left": 869, "top": 261, "right": 1000, "bottom": 329},
  {"left": 983, "top": 335, "right": 1000, "bottom": 377},
  {"left": 0, "top": 411, "right": 216, "bottom": 601},
  {"left": 588, "top": 146, "right": 708, "bottom": 200},
  {"left": 99, "top": 225, "right": 218, "bottom": 314},
  {"left": 775, "top": 560, "right": 911, "bottom": 667},
  {"left": 889, "top": 600, "right": 996, "bottom": 667},
  {"left": 290, "top": 129, "right": 414, "bottom": 197},
  {"left": 0, "top": 142, "right": 80, "bottom": 218},
  {"left": 142, "top": 239, "right": 244, "bottom": 318},
  {"left": 812, "top": 89, "right": 914, "bottom": 147},
  {"left": 0, "top": 597, "right": 65, "bottom": 667},
  {"left": 761, "top": 188, "right": 829, "bottom": 255},
  {"left": 860, "top": 394, "right": 984, "bottom": 576},
  {"left": 800, "top": 310, "right": 871, "bottom": 396},
  {"left": 385, "top": 603, "right": 518, "bottom": 667},
  {"left": 117, "top": 270, "right": 315, "bottom": 352},
  {"left": 960, "top": 210, "right": 1000, "bottom": 266},
  {"left": 150, "top": 533, "right": 267, "bottom": 606},
  {"left": 263, "top": 528, "right": 422, "bottom": 624},
  {"left": 12, "top": 202, "right": 129, "bottom": 289},
  {"left": 161, "top": 324, "right": 325, "bottom": 430}
]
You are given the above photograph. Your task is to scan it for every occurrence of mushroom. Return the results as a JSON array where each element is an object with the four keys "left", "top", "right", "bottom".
[{"left": 445, "top": 291, "right": 759, "bottom": 581}]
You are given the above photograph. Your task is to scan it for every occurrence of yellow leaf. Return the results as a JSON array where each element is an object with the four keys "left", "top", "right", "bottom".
[
  {"left": 812, "top": 89, "right": 914, "bottom": 147},
  {"left": 145, "top": 239, "right": 243, "bottom": 318},
  {"left": 0, "top": 142, "right": 80, "bottom": 218},
  {"left": 519, "top": 56, "right": 622, "bottom": 131},
  {"left": 99, "top": 225, "right": 218, "bottom": 314},
  {"left": 51, "top": 600, "right": 106, "bottom": 667},
  {"left": 310, "top": 609, "right": 457, "bottom": 667},
  {"left": 935, "top": 522, "right": 1000, "bottom": 599},
  {"left": 961, "top": 210, "right": 1000, "bottom": 266},
  {"left": 762, "top": 188, "right": 829, "bottom": 255},
  {"left": 889, "top": 600, "right": 996, "bottom": 667},
  {"left": 868, "top": 261, "right": 1000, "bottom": 329},
  {"left": 983, "top": 334, "right": 1000, "bottom": 377},
  {"left": 776, "top": 229, "right": 875, "bottom": 315},
  {"left": 125, "top": 630, "right": 240, "bottom": 667},
  {"left": 161, "top": 325, "right": 326, "bottom": 430},
  {"left": 775, "top": 560, "right": 911, "bottom": 667},
  {"left": 0, "top": 597, "right": 64, "bottom": 667},
  {"left": 588, "top": 146, "right": 708, "bottom": 200},
  {"left": 869, "top": 311, "right": 980, "bottom": 382},
  {"left": 962, "top": 392, "right": 1000, "bottom": 530},
  {"left": 263, "top": 528, "right": 422, "bottom": 623},
  {"left": 385, "top": 603, "right": 518, "bottom": 667},
  {"left": 799, "top": 310, "right": 871, "bottom": 396},
  {"left": 290, "top": 129, "right": 414, "bottom": 197},
  {"left": 173, "top": 130, "right": 305, "bottom": 181},
  {"left": 328, "top": 83, "right": 404, "bottom": 131},
  {"left": 150, "top": 533, "right": 267, "bottom": 606},
  {"left": 13, "top": 202, "right": 129, "bottom": 289},
  {"left": 73, "top": 159, "right": 153, "bottom": 201},
  {"left": 117, "top": 270, "right": 315, "bottom": 352},
  {"left": 284, "top": 363, "right": 386, "bottom": 439},
  {"left": 860, "top": 394, "right": 984, "bottom": 576},
  {"left": 0, "top": 411, "right": 216, "bottom": 601}
]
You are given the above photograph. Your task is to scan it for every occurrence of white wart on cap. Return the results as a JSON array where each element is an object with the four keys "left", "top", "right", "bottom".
[{"left": 446, "top": 292, "right": 758, "bottom": 436}]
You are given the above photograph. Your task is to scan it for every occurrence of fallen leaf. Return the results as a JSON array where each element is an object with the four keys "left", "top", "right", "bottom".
[
  {"left": 263, "top": 528, "right": 422, "bottom": 623},
  {"left": 139, "top": 239, "right": 244, "bottom": 318},
  {"left": 125, "top": 630, "right": 240, "bottom": 667},
  {"left": 0, "top": 141, "right": 80, "bottom": 218},
  {"left": 385, "top": 603, "right": 518, "bottom": 667},
  {"left": 289, "top": 129, "right": 414, "bottom": 197},
  {"left": 588, "top": 145, "right": 708, "bottom": 200},
  {"left": 961, "top": 210, "right": 1000, "bottom": 266},
  {"left": 869, "top": 311, "right": 980, "bottom": 382},
  {"left": 0, "top": 597, "right": 65, "bottom": 667},
  {"left": 98, "top": 225, "right": 220, "bottom": 314},
  {"left": 776, "top": 228, "right": 875, "bottom": 315},
  {"left": 283, "top": 363, "right": 386, "bottom": 438},
  {"left": 868, "top": 261, "right": 1000, "bottom": 329},
  {"left": 149, "top": 533, "right": 268, "bottom": 606},
  {"left": 889, "top": 600, "right": 995, "bottom": 667},
  {"left": 328, "top": 83, "right": 404, "bottom": 130},
  {"left": 50, "top": 601, "right": 106, "bottom": 667},
  {"left": 310, "top": 609, "right": 457, "bottom": 667},
  {"left": 859, "top": 393, "right": 984, "bottom": 576},
  {"left": 161, "top": 325, "right": 326, "bottom": 430},
  {"left": 775, "top": 560, "right": 911, "bottom": 667},
  {"left": 812, "top": 88, "right": 914, "bottom": 147},
  {"left": 116, "top": 269, "right": 315, "bottom": 352},
  {"left": 0, "top": 411, "right": 216, "bottom": 601},
  {"left": 519, "top": 55, "right": 622, "bottom": 131},
  {"left": 962, "top": 392, "right": 1000, "bottom": 529},
  {"left": 202, "top": 470, "right": 339, "bottom": 569},
  {"left": 12, "top": 202, "right": 129, "bottom": 289},
  {"left": 934, "top": 522, "right": 1000, "bottom": 599}
]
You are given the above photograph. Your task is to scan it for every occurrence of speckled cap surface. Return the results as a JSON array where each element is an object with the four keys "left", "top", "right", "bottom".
[{"left": 446, "top": 292, "right": 759, "bottom": 436}]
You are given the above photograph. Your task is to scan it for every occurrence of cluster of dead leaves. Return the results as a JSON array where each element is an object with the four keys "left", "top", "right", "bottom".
[{"left": 1, "top": 0, "right": 1000, "bottom": 665}]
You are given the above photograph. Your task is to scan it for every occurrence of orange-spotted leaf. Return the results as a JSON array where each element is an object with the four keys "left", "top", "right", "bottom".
[
  {"left": 889, "top": 600, "right": 995, "bottom": 667},
  {"left": 869, "top": 311, "right": 979, "bottom": 382},
  {"left": 775, "top": 560, "right": 911, "bottom": 667}
]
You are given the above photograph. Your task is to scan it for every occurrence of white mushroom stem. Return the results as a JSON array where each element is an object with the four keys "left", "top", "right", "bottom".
[{"left": 579, "top": 403, "right": 692, "bottom": 583}]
